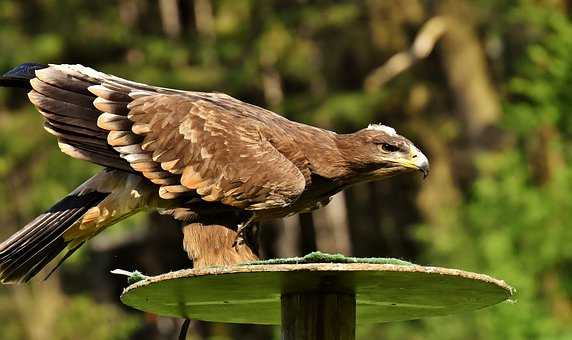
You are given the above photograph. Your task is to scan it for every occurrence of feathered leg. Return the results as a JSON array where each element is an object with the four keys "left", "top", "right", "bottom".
[{"left": 182, "top": 219, "right": 259, "bottom": 268}]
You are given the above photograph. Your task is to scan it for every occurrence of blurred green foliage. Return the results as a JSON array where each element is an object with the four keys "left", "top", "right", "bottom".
[
  {"left": 2, "top": 293, "right": 140, "bottom": 340},
  {"left": 0, "top": 0, "right": 570, "bottom": 339}
]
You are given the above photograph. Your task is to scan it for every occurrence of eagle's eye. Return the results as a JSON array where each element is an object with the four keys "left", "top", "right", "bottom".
[{"left": 381, "top": 143, "right": 400, "bottom": 152}]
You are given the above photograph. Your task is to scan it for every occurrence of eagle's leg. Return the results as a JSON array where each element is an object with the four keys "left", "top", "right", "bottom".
[
  {"left": 182, "top": 220, "right": 259, "bottom": 268},
  {"left": 232, "top": 214, "right": 257, "bottom": 248}
]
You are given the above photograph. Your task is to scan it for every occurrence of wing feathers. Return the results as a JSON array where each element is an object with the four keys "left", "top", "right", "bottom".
[
  {"left": 28, "top": 69, "right": 135, "bottom": 172},
  {"left": 35, "top": 67, "right": 95, "bottom": 95},
  {"left": 130, "top": 161, "right": 162, "bottom": 172},
  {"left": 30, "top": 78, "right": 95, "bottom": 107},
  {"left": 107, "top": 130, "right": 143, "bottom": 146},
  {"left": 93, "top": 97, "right": 130, "bottom": 115},
  {"left": 26, "top": 64, "right": 308, "bottom": 208},
  {"left": 112, "top": 144, "right": 144, "bottom": 154},
  {"left": 58, "top": 142, "right": 129, "bottom": 170},
  {"left": 119, "top": 152, "right": 152, "bottom": 163},
  {"left": 97, "top": 112, "right": 132, "bottom": 130},
  {"left": 38, "top": 109, "right": 102, "bottom": 132},
  {"left": 43, "top": 120, "right": 107, "bottom": 140},
  {"left": 128, "top": 95, "right": 307, "bottom": 209},
  {"left": 132, "top": 123, "right": 151, "bottom": 134},
  {"left": 88, "top": 84, "right": 132, "bottom": 101},
  {"left": 43, "top": 122, "right": 110, "bottom": 148},
  {"left": 28, "top": 90, "right": 100, "bottom": 120}
]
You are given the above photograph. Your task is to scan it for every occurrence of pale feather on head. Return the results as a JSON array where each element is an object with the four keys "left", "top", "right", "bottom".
[{"left": 367, "top": 124, "right": 396, "bottom": 136}]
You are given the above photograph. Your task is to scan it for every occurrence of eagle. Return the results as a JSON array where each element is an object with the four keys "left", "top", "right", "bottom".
[{"left": 0, "top": 63, "right": 429, "bottom": 283}]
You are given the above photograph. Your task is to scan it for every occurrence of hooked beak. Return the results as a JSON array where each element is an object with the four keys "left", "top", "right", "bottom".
[
  {"left": 398, "top": 146, "right": 429, "bottom": 178},
  {"left": 413, "top": 146, "right": 430, "bottom": 178}
]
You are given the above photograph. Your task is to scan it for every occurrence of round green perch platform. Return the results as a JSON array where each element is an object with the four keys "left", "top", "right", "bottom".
[{"left": 120, "top": 260, "right": 514, "bottom": 340}]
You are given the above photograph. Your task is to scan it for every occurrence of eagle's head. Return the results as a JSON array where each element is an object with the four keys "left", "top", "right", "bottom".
[{"left": 341, "top": 123, "right": 429, "bottom": 181}]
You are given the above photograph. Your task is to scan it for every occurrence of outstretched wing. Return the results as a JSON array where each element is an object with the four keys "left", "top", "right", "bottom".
[{"left": 28, "top": 64, "right": 306, "bottom": 210}]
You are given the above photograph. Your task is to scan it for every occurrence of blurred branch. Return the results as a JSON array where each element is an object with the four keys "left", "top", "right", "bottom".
[
  {"left": 365, "top": 16, "right": 448, "bottom": 91},
  {"left": 276, "top": 216, "right": 301, "bottom": 258},
  {"left": 194, "top": 0, "right": 215, "bottom": 41},
  {"left": 366, "top": 13, "right": 501, "bottom": 138},
  {"left": 194, "top": 0, "right": 219, "bottom": 66},
  {"left": 439, "top": 15, "right": 501, "bottom": 138},
  {"left": 312, "top": 193, "right": 352, "bottom": 255},
  {"left": 119, "top": 0, "right": 141, "bottom": 27},
  {"left": 261, "top": 67, "right": 284, "bottom": 110},
  {"left": 11, "top": 279, "right": 63, "bottom": 340},
  {"left": 260, "top": 46, "right": 284, "bottom": 117},
  {"left": 532, "top": 126, "right": 564, "bottom": 183},
  {"left": 159, "top": 0, "right": 182, "bottom": 39}
]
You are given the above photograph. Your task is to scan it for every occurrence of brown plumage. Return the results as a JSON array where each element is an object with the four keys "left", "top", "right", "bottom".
[{"left": 0, "top": 63, "right": 429, "bottom": 283}]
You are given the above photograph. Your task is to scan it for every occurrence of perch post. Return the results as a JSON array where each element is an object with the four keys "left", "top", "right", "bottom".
[{"left": 282, "top": 292, "right": 355, "bottom": 340}]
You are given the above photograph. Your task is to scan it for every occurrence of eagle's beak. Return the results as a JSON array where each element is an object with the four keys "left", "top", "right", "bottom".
[
  {"left": 399, "top": 146, "right": 429, "bottom": 178},
  {"left": 413, "top": 147, "right": 430, "bottom": 178}
]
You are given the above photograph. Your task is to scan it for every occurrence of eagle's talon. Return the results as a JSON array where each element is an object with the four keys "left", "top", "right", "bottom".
[
  {"left": 232, "top": 235, "right": 244, "bottom": 248},
  {"left": 232, "top": 216, "right": 255, "bottom": 249},
  {"left": 232, "top": 227, "right": 244, "bottom": 248}
]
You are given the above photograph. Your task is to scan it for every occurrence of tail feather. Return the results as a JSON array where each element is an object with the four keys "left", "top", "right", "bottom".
[
  {"left": 43, "top": 241, "right": 85, "bottom": 281},
  {"left": 0, "top": 169, "right": 158, "bottom": 284},
  {"left": 0, "top": 191, "right": 108, "bottom": 283}
]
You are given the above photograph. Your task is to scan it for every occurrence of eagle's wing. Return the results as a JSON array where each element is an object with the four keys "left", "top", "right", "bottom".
[
  {"left": 127, "top": 93, "right": 307, "bottom": 209},
  {"left": 28, "top": 64, "right": 306, "bottom": 210}
]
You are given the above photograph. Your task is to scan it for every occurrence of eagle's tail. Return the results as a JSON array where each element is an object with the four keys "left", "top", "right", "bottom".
[
  {"left": 0, "top": 63, "right": 47, "bottom": 89},
  {"left": 0, "top": 178, "right": 108, "bottom": 284},
  {"left": 0, "top": 169, "right": 155, "bottom": 284}
]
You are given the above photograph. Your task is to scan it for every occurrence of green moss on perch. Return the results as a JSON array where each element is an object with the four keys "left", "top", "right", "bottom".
[
  {"left": 119, "top": 255, "right": 514, "bottom": 325},
  {"left": 246, "top": 251, "right": 414, "bottom": 266}
]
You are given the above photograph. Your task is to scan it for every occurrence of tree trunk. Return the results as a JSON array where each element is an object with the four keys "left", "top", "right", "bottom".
[{"left": 159, "top": 0, "right": 182, "bottom": 39}]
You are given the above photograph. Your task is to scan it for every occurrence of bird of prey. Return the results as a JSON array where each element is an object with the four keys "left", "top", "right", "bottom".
[{"left": 0, "top": 63, "right": 429, "bottom": 283}]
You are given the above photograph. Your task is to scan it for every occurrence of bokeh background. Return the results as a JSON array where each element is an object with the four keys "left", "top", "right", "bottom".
[{"left": 0, "top": 0, "right": 571, "bottom": 339}]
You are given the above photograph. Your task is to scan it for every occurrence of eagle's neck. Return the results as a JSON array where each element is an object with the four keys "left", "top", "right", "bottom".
[
  {"left": 333, "top": 133, "right": 374, "bottom": 182},
  {"left": 258, "top": 126, "right": 371, "bottom": 218},
  {"left": 294, "top": 128, "right": 362, "bottom": 183}
]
